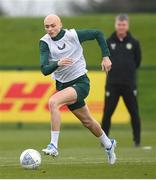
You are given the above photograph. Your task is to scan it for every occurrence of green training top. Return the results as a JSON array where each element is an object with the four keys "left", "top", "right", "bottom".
[{"left": 39, "top": 29, "right": 110, "bottom": 76}]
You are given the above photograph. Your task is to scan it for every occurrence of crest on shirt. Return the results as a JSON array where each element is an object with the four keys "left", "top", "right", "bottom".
[
  {"left": 110, "top": 43, "right": 116, "bottom": 50},
  {"left": 57, "top": 43, "right": 66, "bottom": 50},
  {"left": 126, "top": 43, "right": 132, "bottom": 50}
]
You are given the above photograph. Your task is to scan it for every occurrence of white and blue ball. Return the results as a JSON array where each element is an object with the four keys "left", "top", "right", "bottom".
[{"left": 20, "top": 149, "right": 41, "bottom": 169}]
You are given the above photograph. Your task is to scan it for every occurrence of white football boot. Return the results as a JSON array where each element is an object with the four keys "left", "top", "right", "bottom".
[
  {"left": 42, "top": 143, "right": 59, "bottom": 157},
  {"left": 105, "top": 139, "right": 117, "bottom": 165}
]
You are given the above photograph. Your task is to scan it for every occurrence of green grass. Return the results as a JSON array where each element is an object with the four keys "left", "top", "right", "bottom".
[
  {"left": 0, "top": 14, "right": 156, "bottom": 68},
  {"left": 0, "top": 122, "right": 156, "bottom": 179}
]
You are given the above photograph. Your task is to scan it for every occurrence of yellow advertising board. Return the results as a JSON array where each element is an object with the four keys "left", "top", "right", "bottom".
[{"left": 0, "top": 71, "right": 129, "bottom": 123}]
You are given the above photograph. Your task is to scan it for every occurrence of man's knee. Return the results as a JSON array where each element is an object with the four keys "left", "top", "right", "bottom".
[
  {"left": 103, "top": 110, "right": 113, "bottom": 120},
  {"left": 129, "top": 109, "right": 140, "bottom": 119},
  {"left": 48, "top": 97, "right": 59, "bottom": 110}
]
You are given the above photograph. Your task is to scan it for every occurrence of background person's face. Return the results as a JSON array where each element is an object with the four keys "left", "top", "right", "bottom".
[
  {"left": 44, "top": 19, "right": 62, "bottom": 37},
  {"left": 115, "top": 20, "right": 129, "bottom": 36}
]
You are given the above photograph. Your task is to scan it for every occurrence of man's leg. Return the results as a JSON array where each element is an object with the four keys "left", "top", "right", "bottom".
[
  {"left": 72, "top": 105, "right": 117, "bottom": 164},
  {"left": 122, "top": 86, "right": 141, "bottom": 146},
  {"left": 48, "top": 87, "right": 77, "bottom": 131},
  {"left": 42, "top": 87, "right": 77, "bottom": 155},
  {"left": 72, "top": 105, "right": 108, "bottom": 138},
  {"left": 101, "top": 84, "right": 120, "bottom": 135}
]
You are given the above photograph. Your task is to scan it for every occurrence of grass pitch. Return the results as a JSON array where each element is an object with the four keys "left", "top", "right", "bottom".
[{"left": 0, "top": 122, "right": 155, "bottom": 179}]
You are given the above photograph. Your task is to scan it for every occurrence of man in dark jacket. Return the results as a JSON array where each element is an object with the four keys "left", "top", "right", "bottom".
[{"left": 101, "top": 14, "right": 142, "bottom": 147}]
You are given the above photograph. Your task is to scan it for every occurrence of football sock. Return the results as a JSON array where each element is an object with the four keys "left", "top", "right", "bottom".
[
  {"left": 50, "top": 131, "right": 60, "bottom": 148},
  {"left": 99, "top": 131, "right": 112, "bottom": 149}
]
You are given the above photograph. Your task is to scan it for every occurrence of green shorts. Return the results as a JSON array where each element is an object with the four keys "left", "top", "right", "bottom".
[{"left": 56, "top": 74, "right": 90, "bottom": 111}]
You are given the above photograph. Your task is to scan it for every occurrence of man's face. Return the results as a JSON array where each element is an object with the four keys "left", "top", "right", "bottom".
[
  {"left": 115, "top": 20, "right": 129, "bottom": 36},
  {"left": 44, "top": 17, "right": 62, "bottom": 37}
]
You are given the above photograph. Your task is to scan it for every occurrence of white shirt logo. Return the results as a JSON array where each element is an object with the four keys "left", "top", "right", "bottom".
[
  {"left": 110, "top": 43, "right": 116, "bottom": 50},
  {"left": 126, "top": 43, "right": 132, "bottom": 50}
]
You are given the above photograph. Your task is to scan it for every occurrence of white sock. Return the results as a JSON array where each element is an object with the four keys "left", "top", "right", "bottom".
[
  {"left": 50, "top": 131, "right": 60, "bottom": 148},
  {"left": 99, "top": 131, "right": 112, "bottom": 149}
]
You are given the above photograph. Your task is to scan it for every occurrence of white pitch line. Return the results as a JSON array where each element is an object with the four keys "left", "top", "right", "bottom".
[
  {"left": 0, "top": 158, "right": 156, "bottom": 167},
  {"left": 0, "top": 160, "right": 155, "bottom": 168}
]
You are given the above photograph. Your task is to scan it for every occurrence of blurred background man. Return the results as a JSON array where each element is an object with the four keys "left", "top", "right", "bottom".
[{"left": 101, "top": 14, "right": 142, "bottom": 147}]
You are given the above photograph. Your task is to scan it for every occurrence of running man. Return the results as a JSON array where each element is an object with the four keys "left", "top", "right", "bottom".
[{"left": 40, "top": 14, "right": 117, "bottom": 164}]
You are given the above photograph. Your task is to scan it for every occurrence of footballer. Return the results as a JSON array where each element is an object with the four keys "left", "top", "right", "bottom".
[{"left": 39, "top": 14, "right": 117, "bottom": 164}]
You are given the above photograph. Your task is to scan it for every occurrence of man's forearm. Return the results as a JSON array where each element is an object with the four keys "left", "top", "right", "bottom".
[
  {"left": 135, "top": 41, "right": 142, "bottom": 68},
  {"left": 40, "top": 40, "right": 59, "bottom": 75},
  {"left": 41, "top": 62, "right": 58, "bottom": 76}
]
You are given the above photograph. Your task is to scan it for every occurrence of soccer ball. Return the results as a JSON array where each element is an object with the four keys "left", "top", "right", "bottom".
[{"left": 20, "top": 149, "right": 41, "bottom": 169}]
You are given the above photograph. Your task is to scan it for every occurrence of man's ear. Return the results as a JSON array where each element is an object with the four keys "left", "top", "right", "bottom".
[{"left": 60, "top": 22, "right": 63, "bottom": 29}]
